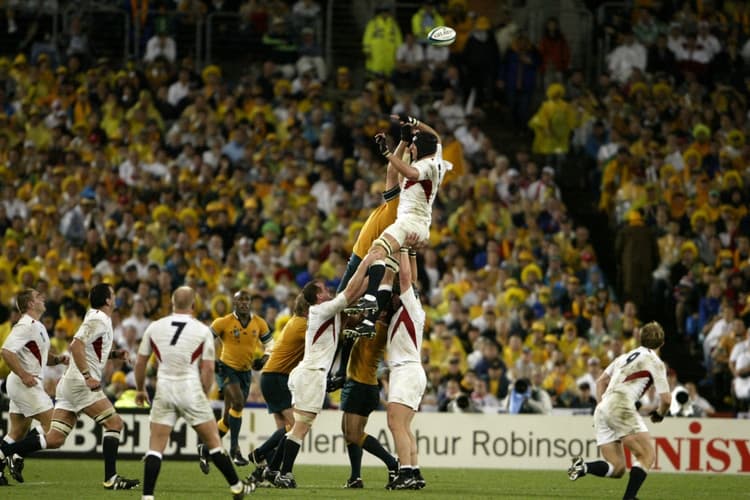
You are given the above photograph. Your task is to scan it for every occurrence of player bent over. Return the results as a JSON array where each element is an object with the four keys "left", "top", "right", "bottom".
[
  {"left": 135, "top": 286, "right": 255, "bottom": 499},
  {"left": 0, "top": 288, "right": 68, "bottom": 485},
  {"left": 0, "top": 283, "right": 139, "bottom": 490},
  {"left": 567, "top": 322, "right": 671, "bottom": 500},
  {"left": 272, "top": 271, "right": 369, "bottom": 488}
]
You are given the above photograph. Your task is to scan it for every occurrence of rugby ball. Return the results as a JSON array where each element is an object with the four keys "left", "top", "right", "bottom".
[{"left": 427, "top": 26, "right": 456, "bottom": 47}]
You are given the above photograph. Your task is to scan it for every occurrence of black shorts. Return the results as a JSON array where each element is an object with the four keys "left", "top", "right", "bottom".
[
  {"left": 340, "top": 379, "right": 380, "bottom": 417},
  {"left": 215, "top": 361, "right": 252, "bottom": 400},
  {"left": 260, "top": 372, "right": 291, "bottom": 414}
]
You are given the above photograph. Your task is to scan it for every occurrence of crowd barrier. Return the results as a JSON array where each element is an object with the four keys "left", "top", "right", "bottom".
[{"left": 2, "top": 408, "right": 748, "bottom": 474}]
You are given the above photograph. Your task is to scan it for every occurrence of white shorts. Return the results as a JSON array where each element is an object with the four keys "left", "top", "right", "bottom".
[
  {"left": 7, "top": 373, "right": 53, "bottom": 417},
  {"left": 382, "top": 215, "right": 430, "bottom": 249},
  {"left": 388, "top": 363, "right": 426, "bottom": 410},
  {"left": 594, "top": 394, "right": 648, "bottom": 445},
  {"left": 55, "top": 375, "right": 108, "bottom": 414},
  {"left": 150, "top": 379, "right": 215, "bottom": 427},
  {"left": 288, "top": 367, "right": 326, "bottom": 414}
]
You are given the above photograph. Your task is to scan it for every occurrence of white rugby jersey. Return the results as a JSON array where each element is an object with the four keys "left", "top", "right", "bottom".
[
  {"left": 386, "top": 288, "right": 425, "bottom": 366},
  {"left": 397, "top": 144, "right": 445, "bottom": 223},
  {"left": 602, "top": 346, "right": 669, "bottom": 405},
  {"left": 298, "top": 294, "right": 346, "bottom": 371},
  {"left": 138, "top": 313, "right": 214, "bottom": 382},
  {"left": 2, "top": 314, "right": 50, "bottom": 378},
  {"left": 65, "top": 309, "right": 114, "bottom": 381}
]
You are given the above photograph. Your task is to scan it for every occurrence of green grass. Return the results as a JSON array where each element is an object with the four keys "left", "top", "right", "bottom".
[{"left": 1, "top": 459, "right": 747, "bottom": 499}]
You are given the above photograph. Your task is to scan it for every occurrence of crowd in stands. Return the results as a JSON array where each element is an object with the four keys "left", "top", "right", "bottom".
[{"left": 0, "top": 0, "right": 748, "bottom": 420}]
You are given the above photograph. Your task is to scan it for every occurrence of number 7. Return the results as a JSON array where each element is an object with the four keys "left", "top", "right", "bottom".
[{"left": 170, "top": 321, "right": 187, "bottom": 345}]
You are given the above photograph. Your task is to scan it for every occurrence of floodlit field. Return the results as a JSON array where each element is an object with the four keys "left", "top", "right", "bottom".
[{"left": 0, "top": 459, "right": 746, "bottom": 499}]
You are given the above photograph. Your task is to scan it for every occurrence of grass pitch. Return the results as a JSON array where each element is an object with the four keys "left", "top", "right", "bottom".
[{"left": 0, "top": 459, "right": 746, "bottom": 499}]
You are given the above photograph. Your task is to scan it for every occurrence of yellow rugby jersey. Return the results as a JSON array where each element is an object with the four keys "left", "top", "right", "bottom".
[
  {"left": 347, "top": 320, "right": 388, "bottom": 385},
  {"left": 352, "top": 194, "right": 399, "bottom": 258},
  {"left": 211, "top": 312, "right": 271, "bottom": 371},
  {"left": 263, "top": 315, "right": 306, "bottom": 375}
]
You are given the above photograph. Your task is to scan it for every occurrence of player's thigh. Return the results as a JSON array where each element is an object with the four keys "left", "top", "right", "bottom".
[
  {"left": 289, "top": 368, "right": 326, "bottom": 414},
  {"left": 7, "top": 374, "right": 53, "bottom": 418},
  {"left": 56, "top": 377, "right": 107, "bottom": 415},
  {"left": 262, "top": 372, "right": 292, "bottom": 415},
  {"left": 194, "top": 419, "right": 222, "bottom": 450},
  {"left": 82, "top": 396, "right": 122, "bottom": 430},
  {"left": 8, "top": 412, "right": 32, "bottom": 439},
  {"left": 622, "top": 431, "right": 656, "bottom": 468},
  {"left": 599, "top": 441, "right": 627, "bottom": 472},
  {"left": 388, "top": 365, "right": 426, "bottom": 411},
  {"left": 149, "top": 422, "right": 173, "bottom": 453}
]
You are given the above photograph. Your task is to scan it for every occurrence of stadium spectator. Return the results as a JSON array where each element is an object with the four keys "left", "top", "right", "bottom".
[{"left": 362, "top": 6, "right": 402, "bottom": 77}]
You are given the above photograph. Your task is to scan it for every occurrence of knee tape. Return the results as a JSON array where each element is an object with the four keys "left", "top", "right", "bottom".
[
  {"left": 94, "top": 406, "right": 117, "bottom": 425},
  {"left": 51, "top": 419, "right": 73, "bottom": 438},
  {"left": 373, "top": 237, "right": 393, "bottom": 257},
  {"left": 385, "top": 255, "right": 400, "bottom": 273},
  {"left": 293, "top": 410, "right": 315, "bottom": 426}
]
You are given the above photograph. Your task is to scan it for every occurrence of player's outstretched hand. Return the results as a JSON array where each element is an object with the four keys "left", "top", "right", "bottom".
[
  {"left": 374, "top": 133, "right": 390, "bottom": 157},
  {"left": 326, "top": 374, "right": 345, "bottom": 393},
  {"left": 252, "top": 354, "right": 270, "bottom": 371},
  {"left": 401, "top": 123, "right": 413, "bottom": 144},
  {"left": 390, "top": 114, "right": 419, "bottom": 126},
  {"left": 649, "top": 410, "right": 664, "bottom": 423}
]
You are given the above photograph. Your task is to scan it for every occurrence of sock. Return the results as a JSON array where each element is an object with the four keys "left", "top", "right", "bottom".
[
  {"left": 103, "top": 430, "right": 120, "bottom": 481},
  {"left": 228, "top": 408, "right": 243, "bottom": 451},
  {"left": 268, "top": 436, "right": 286, "bottom": 471},
  {"left": 362, "top": 434, "right": 398, "bottom": 471},
  {"left": 586, "top": 460, "right": 614, "bottom": 477},
  {"left": 142, "top": 451, "right": 162, "bottom": 496},
  {"left": 3, "top": 431, "right": 46, "bottom": 459},
  {"left": 3, "top": 436, "right": 14, "bottom": 445},
  {"left": 414, "top": 466, "right": 422, "bottom": 479},
  {"left": 280, "top": 434, "right": 301, "bottom": 475},
  {"left": 218, "top": 417, "right": 229, "bottom": 438},
  {"left": 623, "top": 466, "right": 647, "bottom": 499},
  {"left": 399, "top": 465, "right": 413, "bottom": 478},
  {"left": 254, "top": 428, "right": 286, "bottom": 462},
  {"left": 142, "top": 496, "right": 155, "bottom": 500},
  {"left": 346, "top": 443, "right": 363, "bottom": 480},
  {"left": 210, "top": 447, "right": 240, "bottom": 486},
  {"left": 376, "top": 285, "right": 393, "bottom": 310},
  {"left": 365, "top": 261, "right": 386, "bottom": 297}
]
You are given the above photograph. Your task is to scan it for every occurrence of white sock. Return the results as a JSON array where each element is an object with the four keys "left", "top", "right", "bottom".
[
  {"left": 3, "top": 436, "right": 14, "bottom": 444},
  {"left": 364, "top": 293, "right": 375, "bottom": 301},
  {"left": 230, "top": 481, "right": 244, "bottom": 493},
  {"left": 605, "top": 462, "right": 614, "bottom": 477},
  {"left": 142, "top": 496, "right": 155, "bottom": 500}
]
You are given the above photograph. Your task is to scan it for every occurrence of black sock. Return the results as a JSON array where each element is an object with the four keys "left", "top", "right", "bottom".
[
  {"left": 623, "top": 466, "right": 647, "bottom": 499},
  {"left": 143, "top": 453, "right": 162, "bottom": 495},
  {"left": 210, "top": 449, "right": 239, "bottom": 486},
  {"left": 3, "top": 433, "right": 44, "bottom": 459},
  {"left": 280, "top": 438, "right": 301, "bottom": 475},
  {"left": 102, "top": 433, "right": 119, "bottom": 481},
  {"left": 365, "top": 263, "right": 386, "bottom": 297},
  {"left": 228, "top": 413, "right": 242, "bottom": 451},
  {"left": 347, "top": 443, "right": 363, "bottom": 480},
  {"left": 268, "top": 436, "right": 286, "bottom": 471},
  {"left": 362, "top": 434, "right": 398, "bottom": 471},
  {"left": 255, "top": 428, "right": 286, "bottom": 462},
  {"left": 585, "top": 460, "right": 610, "bottom": 477}
]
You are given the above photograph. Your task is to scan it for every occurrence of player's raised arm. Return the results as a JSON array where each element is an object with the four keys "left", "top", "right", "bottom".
[
  {"left": 391, "top": 113, "right": 441, "bottom": 144},
  {"left": 375, "top": 133, "right": 419, "bottom": 180}
]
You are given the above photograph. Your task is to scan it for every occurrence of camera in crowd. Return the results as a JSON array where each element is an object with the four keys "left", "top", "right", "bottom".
[{"left": 447, "top": 392, "right": 480, "bottom": 413}]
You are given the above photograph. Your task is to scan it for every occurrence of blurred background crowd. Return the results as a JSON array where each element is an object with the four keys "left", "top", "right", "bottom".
[{"left": 0, "top": 0, "right": 749, "bottom": 420}]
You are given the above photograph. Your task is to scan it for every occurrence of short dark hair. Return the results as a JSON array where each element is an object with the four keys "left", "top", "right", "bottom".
[
  {"left": 301, "top": 281, "right": 321, "bottom": 307},
  {"left": 89, "top": 283, "right": 113, "bottom": 309},
  {"left": 413, "top": 132, "right": 438, "bottom": 159},
  {"left": 16, "top": 289, "right": 36, "bottom": 313}
]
